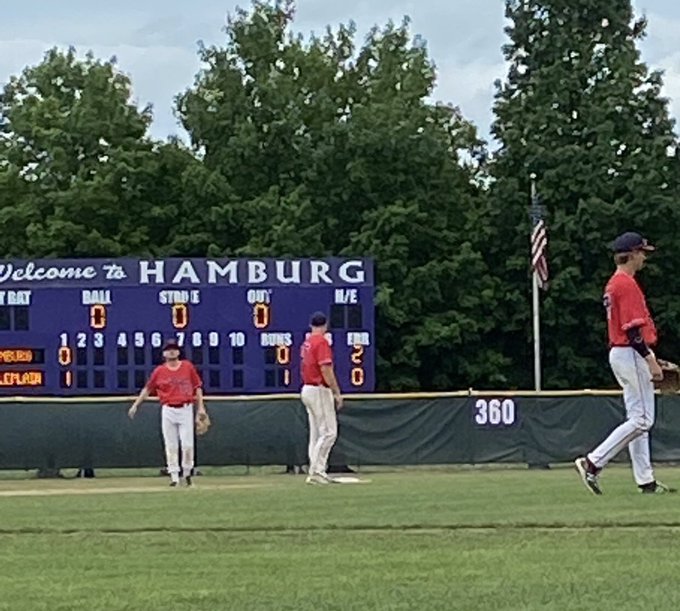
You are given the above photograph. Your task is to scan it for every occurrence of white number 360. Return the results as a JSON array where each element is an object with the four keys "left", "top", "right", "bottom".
[{"left": 474, "top": 399, "right": 516, "bottom": 426}]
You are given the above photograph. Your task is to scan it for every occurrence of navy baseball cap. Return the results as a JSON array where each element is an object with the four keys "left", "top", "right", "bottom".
[
  {"left": 612, "top": 232, "right": 655, "bottom": 253},
  {"left": 310, "top": 312, "right": 327, "bottom": 327},
  {"left": 162, "top": 338, "right": 180, "bottom": 351}
]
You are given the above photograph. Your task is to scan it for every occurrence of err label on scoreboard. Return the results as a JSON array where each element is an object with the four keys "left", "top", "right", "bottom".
[{"left": 0, "top": 258, "right": 375, "bottom": 396}]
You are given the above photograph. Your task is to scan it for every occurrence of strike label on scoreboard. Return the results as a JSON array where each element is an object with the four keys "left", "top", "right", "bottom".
[{"left": 0, "top": 258, "right": 375, "bottom": 395}]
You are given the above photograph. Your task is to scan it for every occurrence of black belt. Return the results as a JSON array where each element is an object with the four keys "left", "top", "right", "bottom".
[{"left": 166, "top": 402, "right": 190, "bottom": 407}]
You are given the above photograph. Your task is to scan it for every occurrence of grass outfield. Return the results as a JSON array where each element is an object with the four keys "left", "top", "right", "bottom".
[{"left": 1, "top": 466, "right": 679, "bottom": 610}]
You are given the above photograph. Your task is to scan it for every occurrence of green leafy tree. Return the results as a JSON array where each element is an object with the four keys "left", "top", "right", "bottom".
[
  {"left": 487, "top": 0, "right": 680, "bottom": 388},
  {"left": 0, "top": 48, "right": 241, "bottom": 260},
  {"left": 0, "top": 48, "right": 157, "bottom": 256},
  {"left": 178, "top": 1, "right": 500, "bottom": 390}
]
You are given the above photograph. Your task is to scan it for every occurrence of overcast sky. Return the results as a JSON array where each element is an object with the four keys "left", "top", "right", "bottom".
[{"left": 2, "top": 0, "right": 679, "bottom": 144}]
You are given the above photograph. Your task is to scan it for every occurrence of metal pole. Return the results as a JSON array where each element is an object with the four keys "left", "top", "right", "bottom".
[
  {"left": 530, "top": 176, "right": 541, "bottom": 392},
  {"left": 532, "top": 269, "right": 541, "bottom": 391}
]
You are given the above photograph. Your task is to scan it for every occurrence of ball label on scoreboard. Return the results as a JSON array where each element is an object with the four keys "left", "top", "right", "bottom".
[
  {"left": 0, "top": 258, "right": 374, "bottom": 396},
  {"left": 81, "top": 290, "right": 112, "bottom": 305}
]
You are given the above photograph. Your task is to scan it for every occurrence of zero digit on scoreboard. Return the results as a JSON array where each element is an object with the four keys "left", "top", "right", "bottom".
[
  {"left": 58, "top": 346, "right": 72, "bottom": 366},
  {"left": 247, "top": 289, "right": 272, "bottom": 330},
  {"left": 253, "top": 303, "right": 270, "bottom": 329},
  {"left": 276, "top": 344, "right": 291, "bottom": 365},
  {"left": 172, "top": 304, "right": 189, "bottom": 329},
  {"left": 90, "top": 304, "right": 107, "bottom": 329}
]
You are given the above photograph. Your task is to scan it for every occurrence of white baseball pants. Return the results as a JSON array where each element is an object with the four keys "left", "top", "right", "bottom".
[
  {"left": 161, "top": 404, "right": 195, "bottom": 478},
  {"left": 301, "top": 385, "right": 337, "bottom": 476},
  {"left": 587, "top": 347, "right": 656, "bottom": 485}
]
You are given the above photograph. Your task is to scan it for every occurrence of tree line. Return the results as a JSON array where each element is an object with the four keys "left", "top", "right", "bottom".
[{"left": 1, "top": 0, "right": 678, "bottom": 391}]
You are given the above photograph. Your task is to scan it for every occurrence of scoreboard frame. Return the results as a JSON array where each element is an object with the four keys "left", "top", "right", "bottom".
[{"left": 0, "top": 258, "right": 375, "bottom": 396}]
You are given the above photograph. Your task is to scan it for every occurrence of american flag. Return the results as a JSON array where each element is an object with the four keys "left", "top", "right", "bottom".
[{"left": 531, "top": 205, "right": 549, "bottom": 290}]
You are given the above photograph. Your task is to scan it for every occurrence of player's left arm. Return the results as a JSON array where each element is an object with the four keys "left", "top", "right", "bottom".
[{"left": 189, "top": 364, "right": 207, "bottom": 415}]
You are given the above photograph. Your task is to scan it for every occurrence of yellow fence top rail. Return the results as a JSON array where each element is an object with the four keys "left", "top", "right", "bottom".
[{"left": 0, "top": 388, "right": 645, "bottom": 403}]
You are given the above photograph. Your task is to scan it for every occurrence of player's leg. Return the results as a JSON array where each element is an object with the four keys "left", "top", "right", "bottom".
[
  {"left": 178, "top": 404, "right": 195, "bottom": 486},
  {"left": 587, "top": 349, "right": 649, "bottom": 470},
  {"left": 625, "top": 364, "right": 674, "bottom": 492},
  {"left": 577, "top": 348, "right": 646, "bottom": 494},
  {"left": 312, "top": 388, "right": 338, "bottom": 479},
  {"left": 625, "top": 356, "right": 655, "bottom": 486},
  {"left": 301, "top": 387, "right": 320, "bottom": 475},
  {"left": 628, "top": 433, "right": 653, "bottom": 485},
  {"left": 161, "top": 407, "right": 181, "bottom": 486},
  {"left": 302, "top": 386, "right": 324, "bottom": 479}
]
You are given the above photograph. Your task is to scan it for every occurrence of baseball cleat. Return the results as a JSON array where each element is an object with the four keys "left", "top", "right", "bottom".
[
  {"left": 639, "top": 481, "right": 677, "bottom": 494},
  {"left": 305, "top": 474, "right": 330, "bottom": 485},
  {"left": 318, "top": 473, "right": 338, "bottom": 484},
  {"left": 169, "top": 480, "right": 179, "bottom": 487},
  {"left": 185, "top": 476, "right": 193, "bottom": 487},
  {"left": 574, "top": 457, "right": 603, "bottom": 495}
]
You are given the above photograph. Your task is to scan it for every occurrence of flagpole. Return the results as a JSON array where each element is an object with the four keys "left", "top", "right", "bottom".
[{"left": 530, "top": 174, "right": 541, "bottom": 392}]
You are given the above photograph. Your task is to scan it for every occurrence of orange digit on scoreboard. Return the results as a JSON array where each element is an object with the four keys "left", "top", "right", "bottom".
[
  {"left": 58, "top": 346, "right": 72, "bottom": 366},
  {"left": 253, "top": 303, "right": 270, "bottom": 329},
  {"left": 90, "top": 304, "right": 107, "bottom": 329},
  {"left": 351, "top": 345, "right": 364, "bottom": 365},
  {"left": 172, "top": 304, "right": 189, "bottom": 329},
  {"left": 276, "top": 345, "right": 290, "bottom": 365}
]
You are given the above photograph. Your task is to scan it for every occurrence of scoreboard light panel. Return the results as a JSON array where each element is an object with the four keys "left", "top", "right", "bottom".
[{"left": 0, "top": 258, "right": 375, "bottom": 395}]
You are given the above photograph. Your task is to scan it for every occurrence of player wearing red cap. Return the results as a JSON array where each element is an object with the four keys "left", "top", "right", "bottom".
[
  {"left": 575, "top": 232, "right": 675, "bottom": 495},
  {"left": 300, "top": 312, "right": 343, "bottom": 484},
  {"left": 128, "top": 338, "right": 207, "bottom": 487}
]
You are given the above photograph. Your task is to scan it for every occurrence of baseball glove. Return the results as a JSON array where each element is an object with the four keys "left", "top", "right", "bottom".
[
  {"left": 195, "top": 411, "right": 211, "bottom": 436},
  {"left": 655, "top": 359, "right": 680, "bottom": 394}
]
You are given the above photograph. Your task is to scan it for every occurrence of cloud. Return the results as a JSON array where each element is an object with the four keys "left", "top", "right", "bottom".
[
  {"left": 432, "top": 59, "right": 506, "bottom": 141},
  {"left": 0, "top": 38, "right": 200, "bottom": 140},
  {"left": 1, "top": 0, "right": 679, "bottom": 144}
]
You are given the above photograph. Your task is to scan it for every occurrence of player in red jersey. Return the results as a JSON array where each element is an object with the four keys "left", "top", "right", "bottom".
[
  {"left": 128, "top": 338, "right": 207, "bottom": 487},
  {"left": 300, "top": 312, "right": 343, "bottom": 484},
  {"left": 575, "top": 232, "right": 675, "bottom": 495}
]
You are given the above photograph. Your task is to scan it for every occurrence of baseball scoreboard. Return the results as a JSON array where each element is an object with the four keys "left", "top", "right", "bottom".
[{"left": 0, "top": 258, "right": 375, "bottom": 395}]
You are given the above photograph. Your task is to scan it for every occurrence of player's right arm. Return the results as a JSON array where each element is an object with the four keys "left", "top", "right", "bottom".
[
  {"left": 128, "top": 369, "right": 158, "bottom": 419},
  {"left": 321, "top": 365, "right": 343, "bottom": 409},
  {"left": 616, "top": 284, "right": 663, "bottom": 381},
  {"left": 317, "top": 339, "right": 343, "bottom": 409}
]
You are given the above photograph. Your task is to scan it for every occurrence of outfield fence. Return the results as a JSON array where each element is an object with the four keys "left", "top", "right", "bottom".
[{"left": 0, "top": 391, "right": 679, "bottom": 470}]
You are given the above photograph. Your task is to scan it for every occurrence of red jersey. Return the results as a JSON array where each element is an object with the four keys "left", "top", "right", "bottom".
[
  {"left": 146, "top": 361, "right": 202, "bottom": 406},
  {"left": 604, "top": 270, "right": 657, "bottom": 347},
  {"left": 300, "top": 333, "right": 333, "bottom": 386}
]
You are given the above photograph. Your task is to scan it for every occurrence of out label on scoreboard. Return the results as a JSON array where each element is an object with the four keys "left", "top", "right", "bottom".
[{"left": 0, "top": 258, "right": 375, "bottom": 396}]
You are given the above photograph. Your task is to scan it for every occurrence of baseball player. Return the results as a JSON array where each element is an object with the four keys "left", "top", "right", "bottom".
[
  {"left": 300, "top": 312, "right": 343, "bottom": 484},
  {"left": 128, "top": 338, "right": 207, "bottom": 487},
  {"left": 575, "top": 232, "right": 675, "bottom": 495}
]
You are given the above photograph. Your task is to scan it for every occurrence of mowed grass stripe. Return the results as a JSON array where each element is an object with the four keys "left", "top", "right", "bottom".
[
  {"left": 3, "top": 522, "right": 680, "bottom": 536},
  {"left": 0, "top": 482, "right": 271, "bottom": 497},
  {"left": 3, "top": 528, "right": 680, "bottom": 610}
]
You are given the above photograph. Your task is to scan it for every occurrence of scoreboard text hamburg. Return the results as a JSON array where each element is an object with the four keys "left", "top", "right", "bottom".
[{"left": 0, "top": 258, "right": 375, "bottom": 395}]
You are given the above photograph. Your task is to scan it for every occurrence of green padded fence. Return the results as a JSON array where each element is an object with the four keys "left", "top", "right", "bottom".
[{"left": 1, "top": 392, "right": 679, "bottom": 469}]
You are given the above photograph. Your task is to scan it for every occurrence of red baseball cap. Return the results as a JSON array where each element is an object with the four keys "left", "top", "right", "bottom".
[{"left": 162, "top": 339, "right": 180, "bottom": 351}]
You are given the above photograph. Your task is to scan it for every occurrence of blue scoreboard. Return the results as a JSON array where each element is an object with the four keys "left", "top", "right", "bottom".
[{"left": 0, "top": 258, "right": 375, "bottom": 395}]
